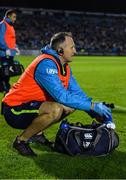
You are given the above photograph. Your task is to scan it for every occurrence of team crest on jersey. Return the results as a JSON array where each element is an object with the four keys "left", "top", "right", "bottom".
[{"left": 46, "top": 68, "right": 58, "bottom": 74}]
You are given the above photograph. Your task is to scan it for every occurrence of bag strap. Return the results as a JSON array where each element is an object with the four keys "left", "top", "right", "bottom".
[
  {"left": 58, "top": 135, "right": 74, "bottom": 156},
  {"left": 20, "top": 64, "right": 25, "bottom": 72},
  {"left": 92, "top": 124, "right": 106, "bottom": 147},
  {"left": 92, "top": 125, "right": 116, "bottom": 154},
  {"left": 108, "top": 129, "right": 119, "bottom": 152},
  {"left": 92, "top": 129, "right": 102, "bottom": 147}
]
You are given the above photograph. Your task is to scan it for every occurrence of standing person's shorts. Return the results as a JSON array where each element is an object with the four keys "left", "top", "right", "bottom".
[{"left": 3, "top": 101, "right": 43, "bottom": 129}]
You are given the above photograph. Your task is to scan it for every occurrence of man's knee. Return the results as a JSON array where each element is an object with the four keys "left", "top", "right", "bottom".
[
  {"left": 39, "top": 102, "right": 64, "bottom": 123},
  {"left": 62, "top": 105, "right": 75, "bottom": 115},
  {"left": 51, "top": 103, "right": 64, "bottom": 122}
]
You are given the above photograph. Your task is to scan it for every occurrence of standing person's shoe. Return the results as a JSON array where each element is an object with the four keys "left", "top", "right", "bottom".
[
  {"left": 13, "top": 136, "right": 37, "bottom": 156},
  {"left": 28, "top": 133, "right": 54, "bottom": 147}
]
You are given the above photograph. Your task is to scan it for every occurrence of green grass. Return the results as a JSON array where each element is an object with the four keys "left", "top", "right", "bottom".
[{"left": 0, "top": 55, "right": 126, "bottom": 179}]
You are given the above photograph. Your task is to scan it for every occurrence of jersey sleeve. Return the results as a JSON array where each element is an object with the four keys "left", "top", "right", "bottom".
[
  {"left": 34, "top": 59, "right": 92, "bottom": 111},
  {"left": 68, "top": 71, "right": 91, "bottom": 99}
]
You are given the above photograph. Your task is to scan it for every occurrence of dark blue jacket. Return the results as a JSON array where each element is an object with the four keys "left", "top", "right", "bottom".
[{"left": 0, "top": 17, "right": 16, "bottom": 57}]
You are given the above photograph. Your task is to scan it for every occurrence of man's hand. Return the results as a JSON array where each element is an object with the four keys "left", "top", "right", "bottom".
[
  {"left": 91, "top": 102, "right": 111, "bottom": 118},
  {"left": 88, "top": 102, "right": 116, "bottom": 129},
  {"left": 6, "top": 49, "right": 11, "bottom": 56}
]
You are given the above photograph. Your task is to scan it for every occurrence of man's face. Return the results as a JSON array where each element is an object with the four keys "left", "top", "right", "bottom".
[
  {"left": 8, "top": 13, "right": 16, "bottom": 23},
  {"left": 60, "top": 36, "right": 76, "bottom": 63}
]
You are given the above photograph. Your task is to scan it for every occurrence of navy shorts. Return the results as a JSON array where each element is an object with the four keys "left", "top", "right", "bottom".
[{"left": 3, "top": 101, "right": 42, "bottom": 129}]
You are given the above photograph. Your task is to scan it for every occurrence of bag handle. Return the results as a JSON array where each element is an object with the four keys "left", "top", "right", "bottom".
[{"left": 20, "top": 64, "right": 25, "bottom": 73}]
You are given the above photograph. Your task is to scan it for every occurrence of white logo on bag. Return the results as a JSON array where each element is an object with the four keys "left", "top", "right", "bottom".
[
  {"left": 84, "top": 133, "right": 93, "bottom": 139},
  {"left": 46, "top": 68, "right": 58, "bottom": 74},
  {"left": 83, "top": 141, "right": 90, "bottom": 148}
]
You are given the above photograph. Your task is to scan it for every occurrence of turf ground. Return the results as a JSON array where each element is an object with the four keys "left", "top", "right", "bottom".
[{"left": 0, "top": 55, "right": 126, "bottom": 179}]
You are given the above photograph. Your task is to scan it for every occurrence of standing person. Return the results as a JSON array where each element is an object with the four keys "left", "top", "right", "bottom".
[
  {"left": 0, "top": 9, "right": 20, "bottom": 93},
  {"left": 2, "top": 32, "right": 113, "bottom": 157}
]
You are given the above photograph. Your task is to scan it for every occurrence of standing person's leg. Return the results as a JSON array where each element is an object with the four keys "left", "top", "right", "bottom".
[
  {"left": 0, "top": 80, "right": 4, "bottom": 92},
  {"left": 0, "top": 57, "right": 5, "bottom": 92}
]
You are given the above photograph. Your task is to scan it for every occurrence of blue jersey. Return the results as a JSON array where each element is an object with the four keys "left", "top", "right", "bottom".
[{"left": 34, "top": 46, "right": 92, "bottom": 111}]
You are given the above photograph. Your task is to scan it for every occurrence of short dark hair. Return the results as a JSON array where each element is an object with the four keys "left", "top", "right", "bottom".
[
  {"left": 50, "top": 32, "right": 72, "bottom": 50},
  {"left": 5, "top": 9, "right": 16, "bottom": 17}
]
